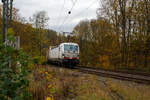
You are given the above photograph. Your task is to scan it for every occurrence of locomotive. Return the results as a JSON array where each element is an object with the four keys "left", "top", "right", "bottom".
[{"left": 46, "top": 43, "right": 80, "bottom": 66}]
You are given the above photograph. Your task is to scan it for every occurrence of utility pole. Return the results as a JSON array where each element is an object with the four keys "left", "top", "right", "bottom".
[{"left": 1, "top": 0, "right": 13, "bottom": 43}]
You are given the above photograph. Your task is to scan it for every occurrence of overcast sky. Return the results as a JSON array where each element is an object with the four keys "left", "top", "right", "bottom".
[{"left": 13, "top": 0, "right": 100, "bottom": 32}]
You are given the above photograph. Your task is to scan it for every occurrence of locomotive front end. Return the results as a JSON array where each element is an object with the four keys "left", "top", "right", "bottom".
[{"left": 62, "top": 43, "right": 79, "bottom": 65}]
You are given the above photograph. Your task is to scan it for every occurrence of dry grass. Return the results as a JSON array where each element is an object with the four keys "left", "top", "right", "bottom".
[
  {"left": 28, "top": 65, "right": 150, "bottom": 100},
  {"left": 104, "top": 78, "right": 150, "bottom": 100}
]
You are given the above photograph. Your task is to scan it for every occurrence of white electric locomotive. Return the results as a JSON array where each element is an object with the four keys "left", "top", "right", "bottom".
[{"left": 46, "top": 43, "right": 79, "bottom": 66}]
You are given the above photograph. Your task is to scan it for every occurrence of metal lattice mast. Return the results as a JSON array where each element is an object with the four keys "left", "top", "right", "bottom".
[{"left": 1, "top": 0, "right": 13, "bottom": 43}]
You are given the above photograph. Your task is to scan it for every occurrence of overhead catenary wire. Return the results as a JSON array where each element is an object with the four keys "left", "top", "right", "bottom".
[
  {"left": 58, "top": 0, "right": 78, "bottom": 32},
  {"left": 72, "top": 0, "right": 99, "bottom": 18},
  {"left": 58, "top": 0, "right": 78, "bottom": 31},
  {"left": 56, "top": 0, "right": 66, "bottom": 31},
  {"left": 70, "top": 0, "right": 77, "bottom": 13},
  {"left": 61, "top": 0, "right": 100, "bottom": 31}
]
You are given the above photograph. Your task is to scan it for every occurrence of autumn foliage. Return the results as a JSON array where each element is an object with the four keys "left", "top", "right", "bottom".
[
  {"left": 1, "top": 0, "right": 150, "bottom": 72},
  {"left": 73, "top": 0, "right": 150, "bottom": 71}
]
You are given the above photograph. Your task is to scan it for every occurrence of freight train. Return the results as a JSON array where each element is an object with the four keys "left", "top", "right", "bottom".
[{"left": 46, "top": 43, "right": 80, "bottom": 66}]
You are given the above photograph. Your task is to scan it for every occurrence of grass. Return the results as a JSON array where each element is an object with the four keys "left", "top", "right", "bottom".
[
  {"left": 28, "top": 65, "right": 150, "bottom": 100},
  {"left": 105, "top": 78, "right": 150, "bottom": 100}
]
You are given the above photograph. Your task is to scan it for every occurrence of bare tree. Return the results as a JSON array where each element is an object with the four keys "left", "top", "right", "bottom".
[{"left": 31, "top": 11, "right": 49, "bottom": 56}]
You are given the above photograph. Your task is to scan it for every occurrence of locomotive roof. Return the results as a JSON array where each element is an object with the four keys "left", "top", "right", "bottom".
[{"left": 60, "top": 43, "right": 78, "bottom": 45}]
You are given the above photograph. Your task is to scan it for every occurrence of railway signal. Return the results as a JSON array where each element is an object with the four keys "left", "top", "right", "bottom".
[{"left": 1, "top": 0, "right": 13, "bottom": 43}]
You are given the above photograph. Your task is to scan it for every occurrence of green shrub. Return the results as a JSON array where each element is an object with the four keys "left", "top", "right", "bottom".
[
  {"left": 33, "top": 56, "right": 46, "bottom": 65},
  {"left": 0, "top": 42, "right": 31, "bottom": 100}
]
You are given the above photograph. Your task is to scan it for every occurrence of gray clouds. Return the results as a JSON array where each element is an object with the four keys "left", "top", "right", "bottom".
[{"left": 14, "top": 0, "right": 100, "bottom": 32}]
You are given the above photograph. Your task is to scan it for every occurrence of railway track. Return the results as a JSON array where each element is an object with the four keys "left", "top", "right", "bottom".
[
  {"left": 46, "top": 63, "right": 150, "bottom": 85},
  {"left": 74, "top": 66, "right": 150, "bottom": 85}
]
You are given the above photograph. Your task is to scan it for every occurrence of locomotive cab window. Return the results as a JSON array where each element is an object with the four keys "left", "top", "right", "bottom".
[{"left": 64, "top": 44, "right": 78, "bottom": 52}]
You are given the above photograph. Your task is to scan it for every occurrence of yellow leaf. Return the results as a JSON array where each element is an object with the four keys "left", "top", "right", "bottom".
[{"left": 46, "top": 97, "right": 53, "bottom": 100}]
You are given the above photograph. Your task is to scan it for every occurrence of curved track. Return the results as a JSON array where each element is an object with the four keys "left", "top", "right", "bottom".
[
  {"left": 74, "top": 66, "right": 150, "bottom": 85},
  {"left": 47, "top": 63, "right": 150, "bottom": 85}
]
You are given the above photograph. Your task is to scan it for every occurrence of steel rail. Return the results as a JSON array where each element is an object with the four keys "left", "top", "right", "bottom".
[
  {"left": 46, "top": 63, "right": 150, "bottom": 85},
  {"left": 75, "top": 66, "right": 150, "bottom": 85}
]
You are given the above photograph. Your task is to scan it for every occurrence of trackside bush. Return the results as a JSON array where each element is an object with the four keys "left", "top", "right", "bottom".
[
  {"left": 0, "top": 42, "right": 31, "bottom": 100},
  {"left": 33, "top": 56, "right": 46, "bottom": 65}
]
